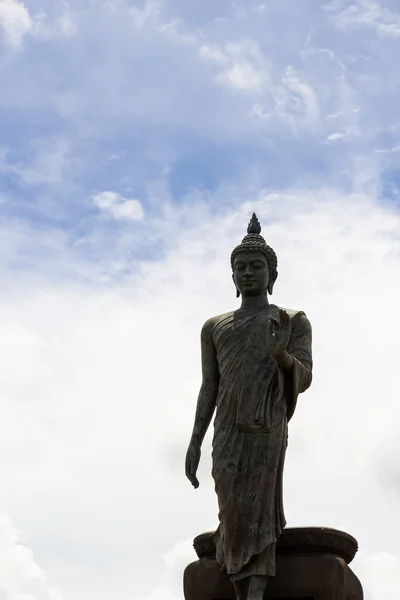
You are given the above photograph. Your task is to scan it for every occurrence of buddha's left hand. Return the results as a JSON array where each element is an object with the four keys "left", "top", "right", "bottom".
[{"left": 267, "top": 308, "right": 291, "bottom": 358}]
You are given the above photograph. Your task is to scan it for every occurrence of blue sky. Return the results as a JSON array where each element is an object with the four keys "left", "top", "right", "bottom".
[
  {"left": 1, "top": 0, "right": 400, "bottom": 271},
  {"left": 1, "top": 1, "right": 400, "bottom": 600}
]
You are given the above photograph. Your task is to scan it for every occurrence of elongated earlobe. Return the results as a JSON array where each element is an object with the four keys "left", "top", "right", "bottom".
[
  {"left": 232, "top": 273, "right": 240, "bottom": 298},
  {"left": 268, "top": 275, "right": 277, "bottom": 295}
]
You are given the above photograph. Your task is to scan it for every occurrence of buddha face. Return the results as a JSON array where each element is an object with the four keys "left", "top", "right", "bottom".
[{"left": 233, "top": 251, "right": 270, "bottom": 297}]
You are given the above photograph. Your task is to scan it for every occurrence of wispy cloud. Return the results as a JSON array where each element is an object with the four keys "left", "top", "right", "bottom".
[
  {"left": 251, "top": 4, "right": 267, "bottom": 16},
  {"left": 32, "top": 7, "right": 78, "bottom": 39},
  {"left": 275, "top": 65, "right": 320, "bottom": 128},
  {"left": 131, "top": 0, "right": 162, "bottom": 29},
  {"left": 327, "top": 0, "right": 400, "bottom": 37},
  {"left": 0, "top": 138, "right": 71, "bottom": 186}
]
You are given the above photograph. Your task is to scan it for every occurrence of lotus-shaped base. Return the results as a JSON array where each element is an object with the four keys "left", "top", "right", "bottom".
[{"left": 184, "top": 527, "right": 363, "bottom": 600}]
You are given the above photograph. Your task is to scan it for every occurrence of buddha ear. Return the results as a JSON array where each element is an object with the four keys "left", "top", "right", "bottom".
[
  {"left": 268, "top": 273, "right": 277, "bottom": 295},
  {"left": 232, "top": 274, "right": 240, "bottom": 298}
]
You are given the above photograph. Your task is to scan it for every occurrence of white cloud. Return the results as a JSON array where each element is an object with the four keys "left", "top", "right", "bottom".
[
  {"left": 326, "top": 131, "right": 346, "bottom": 140},
  {"left": 0, "top": 185, "right": 400, "bottom": 598},
  {"left": 199, "top": 40, "right": 268, "bottom": 92},
  {"left": 92, "top": 190, "right": 144, "bottom": 220},
  {"left": 143, "top": 538, "right": 194, "bottom": 600},
  {"left": 0, "top": 512, "right": 63, "bottom": 600},
  {"left": 216, "top": 59, "right": 264, "bottom": 91},
  {"left": 0, "top": 0, "right": 32, "bottom": 48},
  {"left": 327, "top": 0, "right": 400, "bottom": 37},
  {"left": 356, "top": 553, "right": 400, "bottom": 600}
]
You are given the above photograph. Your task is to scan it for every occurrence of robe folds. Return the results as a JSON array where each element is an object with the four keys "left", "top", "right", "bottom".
[{"left": 209, "top": 304, "right": 312, "bottom": 580}]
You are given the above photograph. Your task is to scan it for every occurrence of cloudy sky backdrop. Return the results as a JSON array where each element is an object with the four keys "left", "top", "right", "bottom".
[{"left": 1, "top": 0, "right": 400, "bottom": 599}]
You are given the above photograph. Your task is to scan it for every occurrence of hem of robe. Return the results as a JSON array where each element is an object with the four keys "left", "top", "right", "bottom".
[
  {"left": 230, "top": 542, "right": 277, "bottom": 580},
  {"left": 212, "top": 534, "right": 281, "bottom": 580}
]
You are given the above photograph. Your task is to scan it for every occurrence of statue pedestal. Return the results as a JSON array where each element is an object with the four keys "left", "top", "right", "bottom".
[{"left": 183, "top": 527, "right": 364, "bottom": 600}]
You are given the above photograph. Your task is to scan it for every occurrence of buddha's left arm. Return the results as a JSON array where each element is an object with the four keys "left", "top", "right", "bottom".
[
  {"left": 287, "top": 312, "right": 312, "bottom": 389},
  {"left": 275, "top": 312, "right": 312, "bottom": 388},
  {"left": 278, "top": 312, "right": 313, "bottom": 421}
]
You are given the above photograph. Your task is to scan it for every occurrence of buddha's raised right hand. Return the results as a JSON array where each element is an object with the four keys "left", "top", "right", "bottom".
[{"left": 185, "top": 443, "right": 201, "bottom": 489}]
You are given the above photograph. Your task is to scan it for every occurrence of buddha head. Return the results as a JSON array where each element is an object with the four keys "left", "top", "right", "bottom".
[{"left": 231, "top": 213, "right": 278, "bottom": 298}]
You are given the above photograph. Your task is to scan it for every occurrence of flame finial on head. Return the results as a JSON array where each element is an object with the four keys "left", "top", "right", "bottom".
[{"left": 247, "top": 213, "right": 261, "bottom": 235}]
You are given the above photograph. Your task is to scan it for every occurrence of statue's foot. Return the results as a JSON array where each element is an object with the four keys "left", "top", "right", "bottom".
[
  {"left": 232, "top": 579, "right": 248, "bottom": 600},
  {"left": 247, "top": 575, "right": 268, "bottom": 600}
]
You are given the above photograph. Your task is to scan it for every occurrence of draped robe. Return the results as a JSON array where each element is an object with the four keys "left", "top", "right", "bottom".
[{"left": 209, "top": 304, "right": 312, "bottom": 580}]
